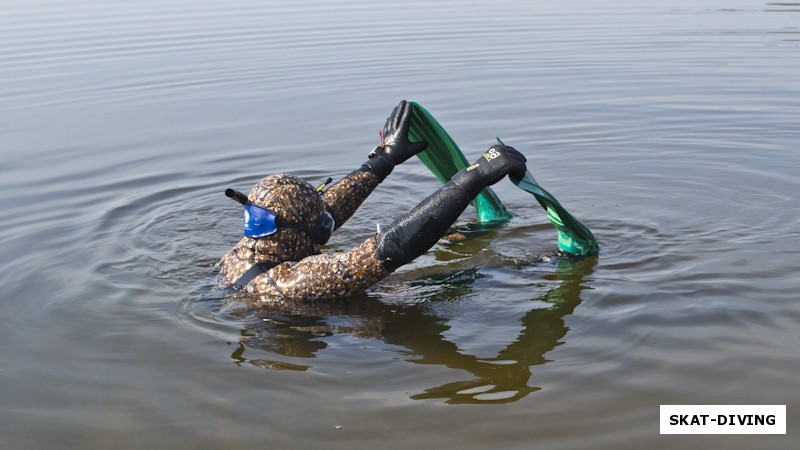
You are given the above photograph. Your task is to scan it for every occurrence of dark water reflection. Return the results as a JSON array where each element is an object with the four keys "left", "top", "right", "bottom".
[{"left": 227, "top": 252, "right": 595, "bottom": 404}]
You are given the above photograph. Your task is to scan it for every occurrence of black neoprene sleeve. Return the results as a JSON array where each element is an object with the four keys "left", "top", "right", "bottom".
[
  {"left": 361, "top": 146, "right": 395, "bottom": 181},
  {"left": 375, "top": 169, "right": 484, "bottom": 271}
]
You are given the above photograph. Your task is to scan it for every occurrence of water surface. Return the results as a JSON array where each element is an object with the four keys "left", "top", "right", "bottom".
[{"left": 1, "top": 0, "right": 799, "bottom": 448}]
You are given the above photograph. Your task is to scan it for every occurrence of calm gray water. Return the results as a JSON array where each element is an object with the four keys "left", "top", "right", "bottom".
[{"left": 1, "top": 0, "right": 799, "bottom": 448}]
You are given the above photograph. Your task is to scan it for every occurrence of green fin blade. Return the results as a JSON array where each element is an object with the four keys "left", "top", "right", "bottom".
[
  {"left": 408, "top": 102, "right": 598, "bottom": 256},
  {"left": 512, "top": 172, "right": 599, "bottom": 256},
  {"left": 409, "top": 102, "right": 512, "bottom": 223}
]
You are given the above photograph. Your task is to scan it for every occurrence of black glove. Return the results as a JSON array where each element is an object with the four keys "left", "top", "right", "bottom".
[
  {"left": 362, "top": 101, "right": 428, "bottom": 180},
  {"left": 376, "top": 144, "right": 526, "bottom": 271},
  {"left": 381, "top": 100, "right": 428, "bottom": 164},
  {"left": 452, "top": 144, "right": 527, "bottom": 196}
]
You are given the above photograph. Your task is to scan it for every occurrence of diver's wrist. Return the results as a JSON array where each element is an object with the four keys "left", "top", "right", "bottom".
[{"left": 361, "top": 146, "right": 395, "bottom": 181}]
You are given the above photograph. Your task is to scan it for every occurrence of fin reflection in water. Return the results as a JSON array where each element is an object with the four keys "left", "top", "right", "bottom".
[{"left": 225, "top": 253, "right": 596, "bottom": 404}]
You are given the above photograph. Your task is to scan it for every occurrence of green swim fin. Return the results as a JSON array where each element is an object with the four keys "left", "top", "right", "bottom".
[
  {"left": 408, "top": 102, "right": 512, "bottom": 223},
  {"left": 407, "top": 102, "right": 598, "bottom": 257},
  {"left": 494, "top": 136, "right": 598, "bottom": 256},
  {"left": 511, "top": 171, "right": 599, "bottom": 256}
]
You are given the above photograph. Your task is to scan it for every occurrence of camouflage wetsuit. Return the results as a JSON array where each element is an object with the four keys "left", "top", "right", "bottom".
[
  {"left": 216, "top": 101, "right": 527, "bottom": 302},
  {"left": 217, "top": 170, "right": 388, "bottom": 300}
]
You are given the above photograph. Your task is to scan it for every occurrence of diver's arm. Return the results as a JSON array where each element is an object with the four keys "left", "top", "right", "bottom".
[
  {"left": 323, "top": 101, "right": 427, "bottom": 228},
  {"left": 247, "top": 146, "right": 525, "bottom": 301},
  {"left": 322, "top": 168, "right": 382, "bottom": 229},
  {"left": 247, "top": 236, "right": 390, "bottom": 300},
  {"left": 376, "top": 145, "right": 526, "bottom": 271}
]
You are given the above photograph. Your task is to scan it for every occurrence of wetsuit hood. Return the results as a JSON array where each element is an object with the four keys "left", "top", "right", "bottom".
[{"left": 243, "top": 173, "right": 330, "bottom": 264}]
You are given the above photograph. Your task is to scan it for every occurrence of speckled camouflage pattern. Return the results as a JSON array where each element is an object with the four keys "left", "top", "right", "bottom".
[
  {"left": 249, "top": 173, "right": 327, "bottom": 226},
  {"left": 246, "top": 236, "right": 389, "bottom": 301},
  {"left": 321, "top": 168, "right": 381, "bottom": 228},
  {"left": 217, "top": 174, "right": 327, "bottom": 287},
  {"left": 216, "top": 230, "right": 318, "bottom": 287},
  {"left": 217, "top": 170, "right": 386, "bottom": 298}
]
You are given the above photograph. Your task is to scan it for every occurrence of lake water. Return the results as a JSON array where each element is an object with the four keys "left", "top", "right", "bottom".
[{"left": 1, "top": 0, "right": 798, "bottom": 448}]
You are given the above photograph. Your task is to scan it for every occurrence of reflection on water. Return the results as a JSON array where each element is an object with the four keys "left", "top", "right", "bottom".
[
  {"left": 225, "top": 227, "right": 596, "bottom": 404},
  {"left": 764, "top": 3, "right": 800, "bottom": 12}
]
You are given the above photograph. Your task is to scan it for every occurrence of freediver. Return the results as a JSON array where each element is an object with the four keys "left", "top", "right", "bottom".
[{"left": 217, "top": 100, "right": 527, "bottom": 300}]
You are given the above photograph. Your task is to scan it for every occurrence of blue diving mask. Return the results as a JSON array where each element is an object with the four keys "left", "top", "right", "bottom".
[
  {"left": 243, "top": 202, "right": 279, "bottom": 238},
  {"left": 225, "top": 187, "right": 335, "bottom": 244}
]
